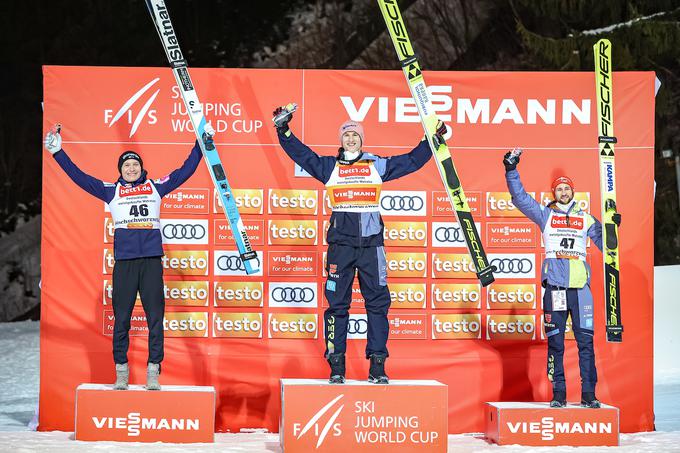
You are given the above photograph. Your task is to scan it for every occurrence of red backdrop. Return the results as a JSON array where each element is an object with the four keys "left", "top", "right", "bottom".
[{"left": 41, "top": 66, "right": 655, "bottom": 433}]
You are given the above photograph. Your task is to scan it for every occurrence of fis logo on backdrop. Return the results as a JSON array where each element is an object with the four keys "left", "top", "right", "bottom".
[
  {"left": 162, "top": 189, "right": 209, "bottom": 215},
  {"left": 268, "top": 282, "right": 318, "bottom": 308},
  {"left": 163, "top": 312, "right": 209, "bottom": 338},
  {"left": 488, "top": 253, "right": 536, "bottom": 279},
  {"left": 486, "top": 192, "right": 535, "bottom": 217},
  {"left": 214, "top": 281, "right": 264, "bottom": 307},
  {"left": 379, "top": 190, "right": 427, "bottom": 216},
  {"left": 383, "top": 221, "right": 427, "bottom": 247},
  {"left": 268, "top": 189, "right": 318, "bottom": 215},
  {"left": 213, "top": 250, "right": 263, "bottom": 276},
  {"left": 103, "top": 78, "right": 160, "bottom": 137},
  {"left": 213, "top": 189, "right": 263, "bottom": 215},
  {"left": 160, "top": 219, "right": 209, "bottom": 245},
  {"left": 486, "top": 315, "right": 536, "bottom": 341},
  {"left": 213, "top": 313, "right": 263, "bottom": 338},
  {"left": 269, "top": 313, "right": 318, "bottom": 339}
]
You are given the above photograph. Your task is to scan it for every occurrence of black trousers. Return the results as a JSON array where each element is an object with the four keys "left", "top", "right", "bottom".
[{"left": 112, "top": 257, "right": 165, "bottom": 365}]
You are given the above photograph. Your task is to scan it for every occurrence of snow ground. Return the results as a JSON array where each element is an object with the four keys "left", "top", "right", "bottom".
[{"left": 1, "top": 320, "right": 679, "bottom": 452}]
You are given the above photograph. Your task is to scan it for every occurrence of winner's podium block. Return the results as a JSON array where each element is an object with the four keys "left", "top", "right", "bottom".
[
  {"left": 485, "top": 402, "right": 619, "bottom": 446},
  {"left": 75, "top": 384, "right": 215, "bottom": 443},
  {"left": 280, "top": 379, "right": 447, "bottom": 453}
]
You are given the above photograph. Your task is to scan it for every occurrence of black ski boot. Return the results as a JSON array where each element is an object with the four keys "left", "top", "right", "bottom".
[
  {"left": 327, "top": 353, "right": 345, "bottom": 384},
  {"left": 581, "top": 392, "right": 601, "bottom": 408},
  {"left": 550, "top": 391, "right": 567, "bottom": 408},
  {"left": 368, "top": 354, "right": 389, "bottom": 384}
]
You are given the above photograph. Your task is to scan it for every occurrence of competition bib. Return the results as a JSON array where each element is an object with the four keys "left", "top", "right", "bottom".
[
  {"left": 543, "top": 210, "right": 589, "bottom": 260},
  {"left": 325, "top": 161, "right": 382, "bottom": 212},
  {"left": 108, "top": 181, "right": 162, "bottom": 230}
]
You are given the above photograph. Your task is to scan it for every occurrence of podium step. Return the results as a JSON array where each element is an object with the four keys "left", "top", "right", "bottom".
[
  {"left": 485, "top": 401, "right": 619, "bottom": 446},
  {"left": 75, "top": 383, "right": 215, "bottom": 442},
  {"left": 280, "top": 379, "right": 447, "bottom": 453}
]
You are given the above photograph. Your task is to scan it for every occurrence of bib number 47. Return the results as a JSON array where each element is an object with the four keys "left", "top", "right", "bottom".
[{"left": 560, "top": 238, "right": 575, "bottom": 249}]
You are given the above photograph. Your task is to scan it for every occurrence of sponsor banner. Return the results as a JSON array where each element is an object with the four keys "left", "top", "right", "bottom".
[
  {"left": 487, "top": 284, "right": 536, "bottom": 310},
  {"left": 103, "top": 249, "right": 115, "bottom": 274},
  {"left": 322, "top": 192, "right": 332, "bottom": 216},
  {"left": 386, "top": 252, "right": 427, "bottom": 278},
  {"left": 431, "top": 253, "right": 476, "bottom": 279},
  {"left": 103, "top": 310, "right": 147, "bottom": 336},
  {"left": 160, "top": 219, "right": 209, "bottom": 245},
  {"left": 486, "top": 222, "right": 538, "bottom": 248},
  {"left": 268, "top": 313, "right": 318, "bottom": 339},
  {"left": 162, "top": 250, "right": 210, "bottom": 276},
  {"left": 268, "top": 282, "right": 318, "bottom": 308},
  {"left": 432, "top": 190, "right": 481, "bottom": 217},
  {"left": 213, "top": 250, "right": 264, "bottom": 276},
  {"left": 488, "top": 253, "right": 536, "bottom": 279},
  {"left": 268, "top": 219, "right": 318, "bottom": 246},
  {"left": 104, "top": 217, "right": 114, "bottom": 243},
  {"left": 541, "top": 191, "right": 591, "bottom": 213},
  {"left": 347, "top": 313, "right": 368, "bottom": 340},
  {"left": 161, "top": 188, "right": 209, "bottom": 215},
  {"left": 268, "top": 251, "right": 318, "bottom": 277},
  {"left": 281, "top": 381, "right": 447, "bottom": 452},
  {"left": 389, "top": 314, "right": 427, "bottom": 339},
  {"left": 214, "top": 281, "right": 264, "bottom": 307},
  {"left": 486, "top": 192, "right": 535, "bottom": 217},
  {"left": 213, "top": 312, "right": 263, "bottom": 338},
  {"left": 389, "top": 283, "right": 427, "bottom": 309},
  {"left": 213, "top": 188, "right": 264, "bottom": 215},
  {"left": 379, "top": 190, "right": 427, "bottom": 216},
  {"left": 268, "top": 189, "right": 318, "bottom": 215},
  {"left": 164, "top": 280, "right": 210, "bottom": 306},
  {"left": 431, "top": 221, "right": 482, "bottom": 248},
  {"left": 164, "top": 312, "right": 210, "bottom": 338},
  {"left": 431, "top": 314, "right": 482, "bottom": 339},
  {"left": 486, "top": 315, "right": 536, "bottom": 341},
  {"left": 431, "top": 283, "right": 481, "bottom": 309},
  {"left": 213, "top": 219, "right": 264, "bottom": 246},
  {"left": 383, "top": 221, "right": 427, "bottom": 247},
  {"left": 322, "top": 219, "right": 329, "bottom": 246}
]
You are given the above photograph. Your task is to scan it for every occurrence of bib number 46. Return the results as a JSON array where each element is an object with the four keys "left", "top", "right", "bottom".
[{"left": 129, "top": 204, "right": 149, "bottom": 217}]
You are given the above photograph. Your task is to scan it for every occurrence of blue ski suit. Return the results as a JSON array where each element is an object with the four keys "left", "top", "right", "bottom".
[
  {"left": 53, "top": 144, "right": 201, "bottom": 365},
  {"left": 277, "top": 129, "right": 431, "bottom": 358},
  {"left": 506, "top": 168, "right": 603, "bottom": 394}
]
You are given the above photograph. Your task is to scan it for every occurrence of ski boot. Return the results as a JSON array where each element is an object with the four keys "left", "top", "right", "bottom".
[
  {"left": 581, "top": 392, "right": 601, "bottom": 408},
  {"left": 145, "top": 363, "right": 161, "bottom": 390},
  {"left": 113, "top": 363, "right": 129, "bottom": 390},
  {"left": 549, "top": 391, "right": 567, "bottom": 408},
  {"left": 368, "top": 354, "right": 389, "bottom": 384},
  {"left": 327, "top": 353, "right": 345, "bottom": 384}
]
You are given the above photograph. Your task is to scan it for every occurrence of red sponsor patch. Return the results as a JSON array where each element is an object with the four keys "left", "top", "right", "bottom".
[
  {"left": 332, "top": 188, "right": 377, "bottom": 202},
  {"left": 329, "top": 263, "right": 337, "bottom": 274},
  {"left": 338, "top": 166, "right": 371, "bottom": 177},
  {"left": 544, "top": 313, "right": 552, "bottom": 323},
  {"left": 550, "top": 215, "right": 584, "bottom": 229},
  {"left": 118, "top": 182, "right": 153, "bottom": 197}
]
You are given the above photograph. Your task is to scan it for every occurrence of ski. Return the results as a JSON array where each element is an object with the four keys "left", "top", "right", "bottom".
[
  {"left": 145, "top": 0, "right": 259, "bottom": 274},
  {"left": 376, "top": 0, "right": 495, "bottom": 286},
  {"left": 594, "top": 38, "right": 622, "bottom": 342}
]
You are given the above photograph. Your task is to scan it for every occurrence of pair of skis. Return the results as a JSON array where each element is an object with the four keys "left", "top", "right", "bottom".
[{"left": 145, "top": 0, "right": 259, "bottom": 274}]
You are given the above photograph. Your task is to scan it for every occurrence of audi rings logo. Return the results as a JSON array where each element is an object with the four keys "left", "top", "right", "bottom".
[
  {"left": 162, "top": 223, "right": 206, "bottom": 240},
  {"left": 490, "top": 258, "right": 533, "bottom": 274},
  {"left": 217, "top": 255, "right": 249, "bottom": 271},
  {"left": 272, "top": 287, "right": 315, "bottom": 303},
  {"left": 347, "top": 318, "right": 368, "bottom": 335},
  {"left": 434, "top": 226, "right": 464, "bottom": 243},
  {"left": 381, "top": 195, "right": 424, "bottom": 212},
  {"left": 214, "top": 251, "right": 263, "bottom": 276}
]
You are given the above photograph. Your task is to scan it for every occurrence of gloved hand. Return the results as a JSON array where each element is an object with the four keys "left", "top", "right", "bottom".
[
  {"left": 44, "top": 124, "right": 63, "bottom": 155},
  {"left": 272, "top": 103, "right": 297, "bottom": 133},
  {"left": 202, "top": 122, "right": 216, "bottom": 151},
  {"left": 503, "top": 149, "right": 522, "bottom": 171},
  {"left": 204, "top": 121, "right": 215, "bottom": 137},
  {"left": 612, "top": 212, "right": 621, "bottom": 227},
  {"left": 432, "top": 120, "right": 447, "bottom": 148}
]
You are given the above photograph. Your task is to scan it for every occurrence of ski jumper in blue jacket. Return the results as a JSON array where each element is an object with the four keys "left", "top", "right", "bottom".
[
  {"left": 506, "top": 165, "right": 604, "bottom": 401},
  {"left": 277, "top": 122, "right": 432, "bottom": 363},
  {"left": 53, "top": 143, "right": 202, "bottom": 367}
]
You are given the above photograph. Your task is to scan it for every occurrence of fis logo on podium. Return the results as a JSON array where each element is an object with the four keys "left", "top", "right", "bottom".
[
  {"left": 91, "top": 412, "right": 199, "bottom": 437},
  {"left": 293, "top": 394, "right": 344, "bottom": 448}
]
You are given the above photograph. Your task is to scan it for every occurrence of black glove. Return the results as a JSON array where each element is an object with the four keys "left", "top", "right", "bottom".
[
  {"left": 272, "top": 106, "right": 293, "bottom": 134},
  {"left": 612, "top": 212, "right": 621, "bottom": 227},
  {"left": 503, "top": 151, "right": 520, "bottom": 171},
  {"left": 432, "top": 120, "right": 448, "bottom": 148}
]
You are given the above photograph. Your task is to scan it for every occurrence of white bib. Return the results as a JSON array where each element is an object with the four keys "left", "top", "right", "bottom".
[
  {"left": 108, "top": 180, "right": 162, "bottom": 230},
  {"left": 543, "top": 209, "right": 588, "bottom": 260},
  {"left": 325, "top": 161, "right": 382, "bottom": 212}
]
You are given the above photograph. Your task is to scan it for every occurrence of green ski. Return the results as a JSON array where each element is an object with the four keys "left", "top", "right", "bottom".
[{"left": 377, "top": 0, "right": 495, "bottom": 286}]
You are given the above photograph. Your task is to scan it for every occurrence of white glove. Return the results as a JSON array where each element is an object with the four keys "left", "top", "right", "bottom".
[
  {"left": 44, "top": 124, "right": 63, "bottom": 155},
  {"left": 204, "top": 122, "right": 215, "bottom": 137}
]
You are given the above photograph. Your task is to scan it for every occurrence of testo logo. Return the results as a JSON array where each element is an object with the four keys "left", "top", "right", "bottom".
[
  {"left": 383, "top": 221, "right": 427, "bottom": 247},
  {"left": 164, "top": 280, "right": 209, "bottom": 306},
  {"left": 214, "top": 281, "right": 264, "bottom": 307},
  {"left": 431, "top": 283, "right": 481, "bottom": 309},
  {"left": 487, "top": 192, "right": 535, "bottom": 217},
  {"left": 103, "top": 249, "right": 115, "bottom": 274},
  {"left": 104, "top": 217, "right": 115, "bottom": 243},
  {"left": 487, "top": 284, "right": 536, "bottom": 309},
  {"left": 268, "top": 220, "right": 318, "bottom": 245},
  {"left": 163, "top": 312, "right": 209, "bottom": 337},
  {"left": 269, "top": 313, "right": 318, "bottom": 339},
  {"left": 432, "top": 314, "right": 481, "bottom": 339},
  {"left": 486, "top": 315, "right": 536, "bottom": 340},
  {"left": 161, "top": 251, "right": 209, "bottom": 276},
  {"left": 213, "top": 188, "right": 263, "bottom": 215},
  {"left": 431, "top": 253, "right": 477, "bottom": 278},
  {"left": 386, "top": 252, "right": 427, "bottom": 278},
  {"left": 268, "top": 189, "right": 318, "bottom": 215},
  {"left": 389, "top": 283, "right": 427, "bottom": 308},
  {"left": 213, "top": 312, "right": 263, "bottom": 338}
]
